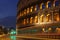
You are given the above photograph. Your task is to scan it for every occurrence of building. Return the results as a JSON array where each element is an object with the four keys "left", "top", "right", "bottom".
[{"left": 16, "top": 0, "right": 60, "bottom": 35}]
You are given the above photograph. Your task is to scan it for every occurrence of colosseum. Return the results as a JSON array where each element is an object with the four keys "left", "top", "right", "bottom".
[{"left": 16, "top": 0, "right": 60, "bottom": 39}]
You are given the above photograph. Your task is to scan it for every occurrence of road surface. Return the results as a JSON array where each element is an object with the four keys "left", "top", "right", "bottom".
[
  {"left": 0, "top": 34, "right": 60, "bottom": 40},
  {"left": 16, "top": 34, "right": 60, "bottom": 40},
  {"left": 0, "top": 34, "right": 16, "bottom": 40}
]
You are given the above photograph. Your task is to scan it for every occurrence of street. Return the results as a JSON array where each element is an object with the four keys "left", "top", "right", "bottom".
[
  {"left": 16, "top": 34, "right": 60, "bottom": 40},
  {"left": 0, "top": 37, "right": 11, "bottom": 40},
  {"left": 0, "top": 34, "right": 60, "bottom": 40},
  {"left": 0, "top": 34, "right": 16, "bottom": 40}
]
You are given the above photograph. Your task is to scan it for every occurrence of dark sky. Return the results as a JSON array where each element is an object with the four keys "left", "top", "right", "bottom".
[
  {"left": 0, "top": 0, "right": 59, "bottom": 19},
  {"left": 0, "top": 0, "right": 18, "bottom": 18}
]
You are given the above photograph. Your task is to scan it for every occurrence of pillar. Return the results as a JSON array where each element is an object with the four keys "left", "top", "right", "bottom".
[
  {"left": 51, "top": 11, "right": 54, "bottom": 23},
  {"left": 59, "top": 9, "right": 60, "bottom": 21},
  {"left": 38, "top": 12, "right": 40, "bottom": 24},
  {"left": 27, "top": 8, "right": 29, "bottom": 14},
  {"left": 53, "top": 2, "right": 55, "bottom": 7},
  {"left": 45, "top": 1, "right": 50, "bottom": 8},
  {"left": 50, "top": 0, "right": 54, "bottom": 7},
  {"left": 33, "top": 16, "right": 35, "bottom": 24},
  {"left": 40, "top": 3, "right": 43, "bottom": 9},
  {"left": 44, "top": 13, "right": 47, "bottom": 23},
  {"left": 27, "top": 18, "right": 29, "bottom": 24},
  {"left": 30, "top": 6, "right": 33, "bottom": 12}
]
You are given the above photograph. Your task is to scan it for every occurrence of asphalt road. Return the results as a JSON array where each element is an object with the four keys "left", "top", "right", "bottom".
[
  {"left": 0, "top": 37, "right": 11, "bottom": 40},
  {"left": 0, "top": 35, "right": 16, "bottom": 40},
  {"left": 16, "top": 34, "right": 60, "bottom": 40},
  {"left": 0, "top": 34, "right": 60, "bottom": 40}
]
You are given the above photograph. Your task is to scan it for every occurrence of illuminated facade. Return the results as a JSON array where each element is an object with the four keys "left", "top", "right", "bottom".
[{"left": 16, "top": 0, "right": 60, "bottom": 35}]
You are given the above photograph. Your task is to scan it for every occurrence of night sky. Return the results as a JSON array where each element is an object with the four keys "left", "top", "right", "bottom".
[
  {"left": 0, "top": 0, "right": 58, "bottom": 18},
  {"left": 0, "top": 0, "right": 18, "bottom": 18}
]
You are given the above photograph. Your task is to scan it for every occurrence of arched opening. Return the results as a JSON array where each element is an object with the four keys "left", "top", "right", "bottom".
[
  {"left": 30, "top": 17, "right": 33, "bottom": 24},
  {"left": 34, "top": 5, "right": 37, "bottom": 11},
  {"left": 48, "top": 28, "right": 52, "bottom": 32},
  {"left": 24, "top": 19, "right": 26, "bottom": 25},
  {"left": 34, "top": 16, "right": 38, "bottom": 23},
  {"left": 55, "top": 0, "right": 59, "bottom": 7},
  {"left": 53, "top": 0, "right": 59, "bottom": 7},
  {"left": 56, "top": 28, "right": 60, "bottom": 33},
  {"left": 40, "top": 14, "right": 44, "bottom": 22},
  {"left": 27, "top": 8, "right": 29, "bottom": 14},
  {"left": 48, "top": 1, "right": 51, "bottom": 8},
  {"left": 40, "top": 3, "right": 43, "bottom": 9},
  {"left": 54, "top": 13, "right": 59, "bottom": 21},
  {"left": 42, "top": 3, "right": 45, "bottom": 9},
  {"left": 46, "top": 14, "right": 51, "bottom": 22},
  {"left": 27, "top": 18, "right": 29, "bottom": 24},
  {"left": 30, "top": 6, "right": 33, "bottom": 12},
  {"left": 24, "top": 9, "right": 26, "bottom": 15},
  {"left": 46, "top": 1, "right": 51, "bottom": 8}
]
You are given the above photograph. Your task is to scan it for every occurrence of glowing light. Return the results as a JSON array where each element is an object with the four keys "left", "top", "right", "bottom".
[
  {"left": 27, "top": 8, "right": 29, "bottom": 13},
  {"left": 49, "top": 28, "right": 51, "bottom": 31},
  {"left": 35, "top": 16, "right": 38, "bottom": 23},
  {"left": 34, "top": 5, "right": 37, "bottom": 11},
  {"left": 27, "top": 18, "right": 29, "bottom": 23},
  {"left": 30, "top": 6, "right": 33, "bottom": 12},
  {"left": 10, "top": 30, "right": 16, "bottom": 34},
  {"left": 47, "top": 14, "right": 50, "bottom": 16},
  {"left": 24, "top": 9, "right": 26, "bottom": 15},
  {"left": 40, "top": 3, "right": 43, "bottom": 9},
  {"left": 42, "top": 28, "right": 45, "bottom": 32},
  {"left": 24, "top": 19, "right": 26, "bottom": 24},
  {"left": 40, "top": 14, "right": 44, "bottom": 22},
  {"left": 10, "top": 36, "right": 16, "bottom": 40},
  {"left": 56, "top": 28, "right": 60, "bottom": 33},
  {"left": 30, "top": 17, "right": 33, "bottom": 23},
  {"left": 41, "top": 15, "right": 44, "bottom": 17}
]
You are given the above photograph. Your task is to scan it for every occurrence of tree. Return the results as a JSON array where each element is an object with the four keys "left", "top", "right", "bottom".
[
  {"left": 3, "top": 28, "right": 8, "bottom": 34},
  {"left": 0, "top": 26, "right": 3, "bottom": 35}
]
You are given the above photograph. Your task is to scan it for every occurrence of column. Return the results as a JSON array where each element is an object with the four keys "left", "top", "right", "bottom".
[
  {"left": 50, "top": 0, "right": 54, "bottom": 8},
  {"left": 38, "top": 11, "right": 40, "bottom": 24},
  {"left": 59, "top": 9, "right": 60, "bottom": 21},
  {"left": 40, "top": 3, "right": 43, "bottom": 9},
  {"left": 27, "top": 18, "right": 29, "bottom": 24},
  {"left": 51, "top": 11, "right": 54, "bottom": 23},
  {"left": 30, "top": 6, "right": 33, "bottom": 12},
  {"left": 33, "top": 16, "right": 35, "bottom": 24},
  {"left": 44, "top": 13, "right": 46, "bottom": 23},
  {"left": 53, "top": 0, "right": 55, "bottom": 7},
  {"left": 27, "top": 8, "right": 29, "bottom": 14},
  {"left": 45, "top": 1, "right": 49, "bottom": 8}
]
